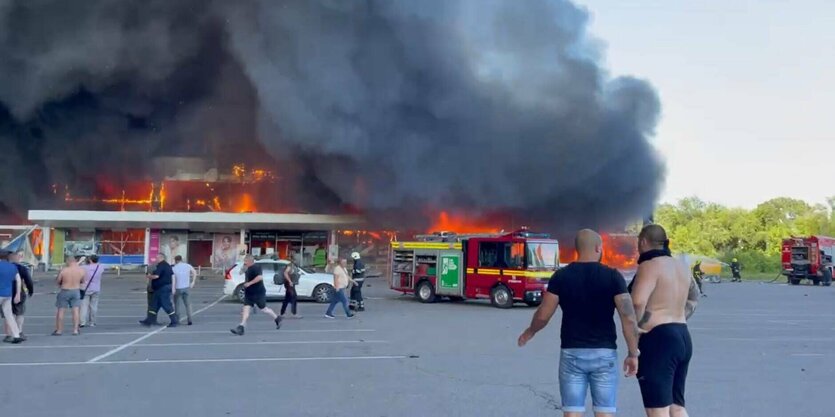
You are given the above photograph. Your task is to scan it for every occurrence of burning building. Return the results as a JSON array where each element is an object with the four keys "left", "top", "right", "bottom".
[{"left": 2, "top": 1, "right": 665, "bottom": 269}]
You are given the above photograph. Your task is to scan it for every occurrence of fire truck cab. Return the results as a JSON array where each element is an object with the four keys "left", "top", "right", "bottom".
[
  {"left": 782, "top": 236, "right": 835, "bottom": 286},
  {"left": 389, "top": 229, "right": 559, "bottom": 308}
]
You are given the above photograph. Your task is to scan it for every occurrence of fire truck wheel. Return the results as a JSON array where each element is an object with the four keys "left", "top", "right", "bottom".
[
  {"left": 490, "top": 285, "right": 514, "bottom": 309},
  {"left": 812, "top": 278, "right": 821, "bottom": 286},
  {"left": 789, "top": 278, "right": 801, "bottom": 285},
  {"left": 416, "top": 280, "right": 436, "bottom": 303}
]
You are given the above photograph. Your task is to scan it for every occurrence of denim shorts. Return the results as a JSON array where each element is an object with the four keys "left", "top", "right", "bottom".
[{"left": 559, "top": 348, "right": 619, "bottom": 413}]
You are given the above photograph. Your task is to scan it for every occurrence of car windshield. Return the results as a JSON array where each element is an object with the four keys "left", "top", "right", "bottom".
[{"left": 526, "top": 242, "right": 559, "bottom": 270}]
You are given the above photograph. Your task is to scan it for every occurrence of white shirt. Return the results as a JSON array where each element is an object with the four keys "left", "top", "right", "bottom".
[{"left": 172, "top": 262, "right": 195, "bottom": 289}]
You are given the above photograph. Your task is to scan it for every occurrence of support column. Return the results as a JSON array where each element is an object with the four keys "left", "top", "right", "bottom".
[
  {"left": 143, "top": 228, "right": 151, "bottom": 265},
  {"left": 41, "top": 226, "right": 51, "bottom": 271}
]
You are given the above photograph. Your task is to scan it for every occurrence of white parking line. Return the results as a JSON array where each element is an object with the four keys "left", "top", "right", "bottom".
[
  {"left": 23, "top": 329, "right": 377, "bottom": 337},
  {"left": 0, "top": 340, "right": 388, "bottom": 349},
  {"left": 86, "top": 294, "right": 227, "bottom": 363},
  {"left": 790, "top": 353, "right": 825, "bottom": 357},
  {"left": 0, "top": 355, "right": 409, "bottom": 367}
]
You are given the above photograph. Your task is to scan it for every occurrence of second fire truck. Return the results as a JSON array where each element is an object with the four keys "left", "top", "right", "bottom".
[{"left": 389, "top": 229, "right": 560, "bottom": 308}]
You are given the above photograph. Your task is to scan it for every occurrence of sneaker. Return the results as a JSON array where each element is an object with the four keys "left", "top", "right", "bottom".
[
  {"left": 2, "top": 336, "right": 13, "bottom": 343},
  {"left": 80, "top": 324, "right": 86, "bottom": 328},
  {"left": 292, "top": 314, "right": 303, "bottom": 319},
  {"left": 347, "top": 314, "right": 355, "bottom": 319},
  {"left": 168, "top": 321, "right": 178, "bottom": 328},
  {"left": 51, "top": 330, "right": 62, "bottom": 336},
  {"left": 188, "top": 321, "right": 193, "bottom": 326},
  {"left": 10, "top": 337, "right": 23, "bottom": 344},
  {"left": 324, "top": 314, "right": 336, "bottom": 319},
  {"left": 275, "top": 316, "right": 283, "bottom": 329},
  {"left": 19, "top": 333, "right": 26, "bottom": 342},
  {"left": 230, "top": 325, "right": 245, "bottom": 336}
]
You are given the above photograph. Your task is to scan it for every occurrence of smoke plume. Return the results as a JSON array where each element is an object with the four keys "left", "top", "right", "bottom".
[{"left": 0, "top": 0, "right": 664, "bottom": 232}]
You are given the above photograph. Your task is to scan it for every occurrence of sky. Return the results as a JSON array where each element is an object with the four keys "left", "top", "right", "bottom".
[{"left": 577, "top": 0, "right": 835, "bottom": 209}]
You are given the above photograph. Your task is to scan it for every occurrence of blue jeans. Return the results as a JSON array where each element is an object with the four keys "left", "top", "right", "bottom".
[
  {"left": 326, "top": 289, "right": 351, "bottom": 317},
  {"left": 559, "top": 348, "right": 619, "bottom": 414}
]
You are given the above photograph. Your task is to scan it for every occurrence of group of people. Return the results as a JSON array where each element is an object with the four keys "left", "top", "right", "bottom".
[
  {"left": 0, "top": 250, "right": 105, "bottom": 342},
  {"left": 519, "top": 224, "right": 700, "bottom": 417},
  {"left": 229, "top": 251, "right": 368, "bottom": 335}
]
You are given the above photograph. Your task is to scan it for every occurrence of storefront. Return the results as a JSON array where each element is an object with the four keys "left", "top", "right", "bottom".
[{"left": 28, "top": 210, "right": 362, "bottom": 270}]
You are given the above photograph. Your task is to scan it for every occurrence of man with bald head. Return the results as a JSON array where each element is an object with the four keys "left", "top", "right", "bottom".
[
  {"left": 630, "top": 224, "right": 698, "bottom": 417},
  {"left": 519, "top": 229, "right": 640, "bottom": 417}
]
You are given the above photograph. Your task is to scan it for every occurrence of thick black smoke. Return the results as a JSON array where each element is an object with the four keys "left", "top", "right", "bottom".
[{"left": 0, "top": 0, "right": 664, "bottom": 232}]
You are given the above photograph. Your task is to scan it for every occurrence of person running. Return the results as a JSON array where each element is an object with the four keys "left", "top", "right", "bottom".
[
  {"left": 80, "top": 254, "right": 104, "bottom": 328},
  {"left": 281, "top": 261, "right": 301, "bottom": 318},
  {"left": 139, "top": 253, "right": 179, "bottom": 327},
  {"left": 231, "top": 255, "right": 282, "bottom": 335},
  {"left": 518, "top": 229, "right": 640, "bottom": 417},
  {"left": 0, "top": 250, "right": 23, "bottom": 344},
  {"left": 325, "top": 259, "right": 356, "bottom": 319},
  {"left": 631, "top": 224, "right": 700, "bottom": 417},
  {"left": 2, "top": 250, "right": 34, "bottom": 342},
  {"left": 172, "top": 255, "right": 197, "bottom": 325},
  {"left": 54, "top": 256, "right": 86, "bottom": 336}
]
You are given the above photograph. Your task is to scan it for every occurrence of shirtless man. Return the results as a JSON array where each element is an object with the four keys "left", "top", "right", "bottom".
[
  {"left": 54, "top": 256, "right": 86, "bottom": 336},
  {"left": 631, "top": 224, "right": 700, "bottom": 417}
]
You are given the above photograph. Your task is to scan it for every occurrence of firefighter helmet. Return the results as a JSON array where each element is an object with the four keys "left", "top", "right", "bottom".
[{"left": 351, "top": 252, "right": 361, "bottom": 260}]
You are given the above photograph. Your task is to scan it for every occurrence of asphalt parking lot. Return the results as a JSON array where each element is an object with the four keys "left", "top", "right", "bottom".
[{"left": 2, "top": 273, "right": 833, "bottom": 417}]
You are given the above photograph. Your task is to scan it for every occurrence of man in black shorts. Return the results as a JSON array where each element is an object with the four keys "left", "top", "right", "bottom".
[
  {"left": 631, "top": 224, "right": 699, "bottom": 417},
  {"left": 231, "top": 255, "right": 281, "bottom": 335}
]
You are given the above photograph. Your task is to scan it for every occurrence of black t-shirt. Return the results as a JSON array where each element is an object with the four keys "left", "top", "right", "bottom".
[
  {"left": 547, "top": 262, "right": 628, "bottom": 349},
  {"left": 245, "top": 264, "right": 266, "bottom": 295},
  {"left": 152, "top": 261, "right": 174, "bottom": 290}
]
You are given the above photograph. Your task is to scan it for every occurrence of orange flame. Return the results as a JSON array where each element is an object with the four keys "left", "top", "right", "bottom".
[
  {"left": 428, "top": 211, "right": 501, "bottom": 234},
  {"left": 559, "top": 233, "right": 638, "bottom": 270}
]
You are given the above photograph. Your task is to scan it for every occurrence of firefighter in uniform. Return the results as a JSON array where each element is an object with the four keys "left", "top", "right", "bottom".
[
  {"left": 730, "top": 258, "right": 742, "bottom": 282},
  {"left": 349, "top": 252, "right": 367, "bottom": 312},
  {"left": 692, "top": 259, "right": 706, "bottom": 297}
]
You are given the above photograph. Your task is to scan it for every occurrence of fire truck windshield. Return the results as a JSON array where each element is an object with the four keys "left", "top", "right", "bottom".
[{"left": 526, "top": 242, "right": 558, "bottom": 270}]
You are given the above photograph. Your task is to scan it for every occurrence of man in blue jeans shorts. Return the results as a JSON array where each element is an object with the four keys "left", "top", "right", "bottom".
[{"left": 519, "top": 229, "right": 641, "bottom": 416}]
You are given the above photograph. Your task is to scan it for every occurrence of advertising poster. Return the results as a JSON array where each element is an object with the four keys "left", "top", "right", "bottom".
[
  {"left": 148, "top": 229, "right": 161, "bottom": 262},
  {"left": 212, "top": 234, "right": 237, "bottom": 271},
  {"left": 51, "top": 230, "right": 65, "bottom": 266},
  {"left": 160, "top": 230, "right": 188, "bottom": 262}
]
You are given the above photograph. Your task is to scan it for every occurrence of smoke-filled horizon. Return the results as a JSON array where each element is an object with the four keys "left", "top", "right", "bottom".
[{"left": 0, "top": 0, "right": 665, "bottom": 233}]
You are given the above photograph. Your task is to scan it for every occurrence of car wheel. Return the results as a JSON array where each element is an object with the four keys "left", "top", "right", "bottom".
[
  {"left": 416, "top": 280, "right": 436, "bottom": 303},
  {"left": 313, "top": 284, "right": 335, "bottom": 303},
  {"left": 235, "top": 284, "right": 246, "bottom": 303},
  {"left": 491, "top": 284, "right": 514, "bottom": 309}
]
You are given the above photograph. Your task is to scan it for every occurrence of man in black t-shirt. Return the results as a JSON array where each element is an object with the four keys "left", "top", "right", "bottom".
[
  {"left": 230, "top": 255, "right": 282, "bottom": 336},
  {"left": 519, "top": 229, "right": 640, "bottom": 417},
  {"left": 140, "top": 253, "right": 178, "bottom": 327}
]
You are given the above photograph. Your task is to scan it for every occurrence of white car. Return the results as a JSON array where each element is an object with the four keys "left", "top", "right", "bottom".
[{"left": 223, "top": 260, "right": 336, "bottom": 304}]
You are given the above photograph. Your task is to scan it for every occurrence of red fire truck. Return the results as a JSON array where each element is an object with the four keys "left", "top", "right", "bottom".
[
  {"left": 781, "top": 236, "right": 835, "bottom": 286},
  {"left": 389, "top": 229, "right": 559, "bottom": 308}
]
